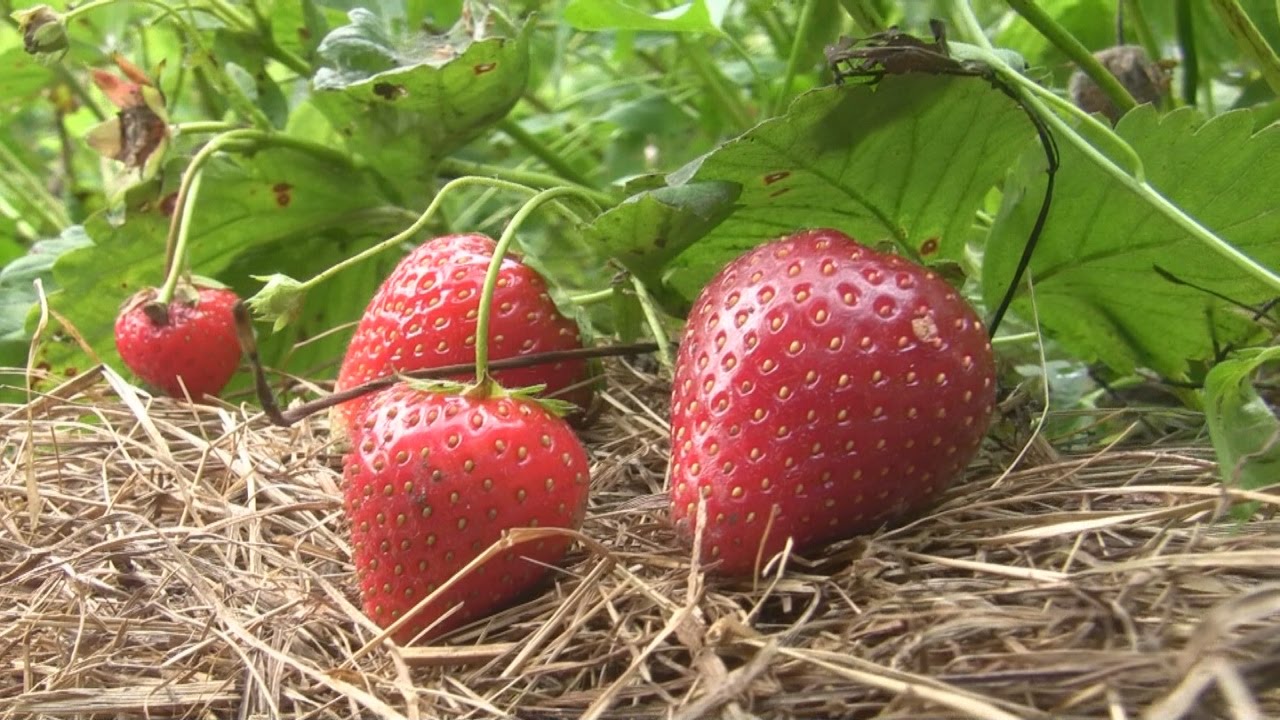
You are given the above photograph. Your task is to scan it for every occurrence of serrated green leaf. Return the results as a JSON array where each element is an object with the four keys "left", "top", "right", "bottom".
[
  {"left": 308, "top": 13, "right": 531, "bottom": 203},
  {"left": 985, "top": 107, "right": 1280, "bottom": 378},
  {"left": 564, "top": 0, "right": 727, "bottom": 35},
  {"left": 0, "top": 226, "right": 91, "bottom": 342},
  {"left": 592, "top": 75, "right": 1036, "bottom": 308},
  {"left": 1203, "top": 347, "right": 1280, "bottom": 518},
  {"left": 31, "top": 146, "right": 388, "bottom": 386}
]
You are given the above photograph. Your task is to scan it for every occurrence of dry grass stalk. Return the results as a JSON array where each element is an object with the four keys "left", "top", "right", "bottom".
[{"left": 1, "top": 361, "right": 1277, "bottom": 719}]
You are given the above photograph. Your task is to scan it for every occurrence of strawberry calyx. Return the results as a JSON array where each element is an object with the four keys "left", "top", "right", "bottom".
[
  {"left": 404, "top": 374, "right": 581, "bottom": 418},
  {"left": 246, "top": 272, "right": 305, "bottom": 332},
  {"left": 121, "top": 280, "right": 210, "bottom": 327}
]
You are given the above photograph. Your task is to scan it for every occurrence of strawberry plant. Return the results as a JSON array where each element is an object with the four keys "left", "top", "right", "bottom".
[{"left": 0, "top": 0, "right": 1278, "bottom": 656}]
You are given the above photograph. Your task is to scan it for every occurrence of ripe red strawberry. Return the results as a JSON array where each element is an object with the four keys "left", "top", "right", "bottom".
[
  {"left": 668, "top": 229, "right": 996, "bottom": 576},
  {"left": 114, "top": 284, "right": 241, "bottom": 401},
  {"left": 334, "top": 234, "right": 590, "bottom": 434},
  {"left": 344, "top": 382, "right": 591, "bottom": 643}
]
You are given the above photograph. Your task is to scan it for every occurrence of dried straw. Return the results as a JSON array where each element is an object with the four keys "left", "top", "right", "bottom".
[{"left": 1, "top": 361, "right": 1277, "bottom": 719}]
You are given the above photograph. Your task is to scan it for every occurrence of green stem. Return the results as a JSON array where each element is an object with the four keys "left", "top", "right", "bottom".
[
  {"left": 202, "top": 0, "right": 254, "bottom": 31},
  {"left": 947, "top": 8, "right": 1146, "bottom": 180},
  {"left": 838, "top": 0, "right": 886, "bottom": 33},
  {"left": 949, "top": 1, "right": 995, "bottom": 51},
  {"left": 774, "top": 0, "right": 820, "bottom": 116},
  {"left": 949, "top": 1, "right": 1280, "bottom": 296},
  {"left": 299, "top": 177, "right": 587, "bottom": 295},
  {"left": 473, "top": 186, "right": 603, "bottom": 387},
  {"left": 748, "top": 5, "right": 792, "bottom": 59},
  {"left": 1015, "top": 72, "right": 1146, "bottom": 181},
  {"left": 679, "top": 36, "right": 754, "bottom": 129},
  {"left": 497, "top": 118, "right": 595, "bottom": 188},
  {"left": 172, "top": 121, "right": 243, "bottom": 136},
  {"left": 1004, "top": 0, "right": 1137, "bottom": 115},
  {"left": 990, "top": 331, "right": 1039, "bottom": 347},
  {"left": 1122, "top": 0, "right": 1162, "bottom": 65},
  {"left": 630, "top": 276, "right": 674, "bottom": 370},
  {"left": 157, "top": 129, "right": 260, "bottom": 303},
  {"left": 209, "top": 0, "right": 312, "bottom": 76},
  {"left": 0, "top": 140, "right": 70, "bottom": 230},
  {"left": 52, "top": 64, "right": 106, "bottom": 121},
  {"left": 156, "top": 170, "right": 204, "bottom": 304},
  {"left": 158, "top": 128, "right": 365, "bottom": 302},
  {"left": 438, "top": 157, "right": 613, "bottom": 207},
  {"left": 568, "top": 289, "right": 615, "bottom": 306},
  {"left": 1209, "top": 0, "right": 1280, "bottom": 97},
  {"left": 1175, "top": 0, "right": 1199, "bottom": 105},
  {"left": 63, "top": 0, "right": 197, "bottom": 37}
]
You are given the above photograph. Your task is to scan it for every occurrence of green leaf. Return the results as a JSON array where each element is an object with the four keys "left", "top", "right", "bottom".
[
  {"left": 0, "top": 226, "right": 91, "bottom": 341},
  {"left": 31, "top": 146, "right": 388, "bottom": 386},
  {"left": 564, "top": 0, "right": 728, "bottom": 35},
  {"left": 996, "top": 0, "right": 1116, "bottom": 74},
  {"left": 985, "top": 107, "right": 1280, "bottom": 378},
  {"left": 308, "top": 11, "right": 532, "bottom": 203},
  {"left": 0, "top": 47, "right": 56, "bottom": 111},
  {"left": 586, "top": 181, "right": 741, "bottom": 313},
  {"left": 589, "top": 75, "right": 1037, "bottom": 309},
  {"left": 1203, "top": 347, "right": 1280, "bottom": 518},
  {"left": 313, "top": 8, "right": 400, "bottom": 80}
]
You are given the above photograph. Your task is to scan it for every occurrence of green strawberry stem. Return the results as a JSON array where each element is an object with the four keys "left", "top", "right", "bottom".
[
  {"left": 154, "top": 169, "right": 204, "bottom": 307},
  {"left": 630, "top": 275, "right": 674, "bottom": 369},
  {"left": 772, "top": 0, "right": 821, "bottom": 116},
  {"left": 1004, "top": 0, "right": 1139, "bottom": 115},
  {"left": 156, "top": 128, "right": 367, "bottom": 306},
  {"left": 947, "top": 0, "right": 1280, "bottom": 297},
  {"left": 438, "top": 157, "right": 613, "bottom": 205},
  {"left": 1210, "top": 0, "right": 1280, "bottom": 98},
  {"left": 497, "top": 119, "right": 596, "bottom": 189},
  {"left": 567, "top": 289, "right": 614, "bottom": 306},
  {"left": 247, "top": 176, "right": 599, "bottom": 327},
  {"left": 171, "top": 121, "right": 243, "bottom": 136},
  {"left": 472, "top": 185, "right": 609, "bottom": 391}
]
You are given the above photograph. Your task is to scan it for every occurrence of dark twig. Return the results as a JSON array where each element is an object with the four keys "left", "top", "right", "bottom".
[{"left": 232, "top": 302, "right": 660, "bottom": 427}]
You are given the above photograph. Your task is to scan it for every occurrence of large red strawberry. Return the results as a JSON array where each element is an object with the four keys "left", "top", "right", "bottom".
[
  {"left": 334, "top": 234, "right": 590, "bottom": 435},
  {"left": 344, "top": 382, "right": 591, "bottom": 643},
  {"left": 669, "top": 229, "right": 996, "bottom": 576},
  {"left": 114, "top": 284, "right": 241, "bottom": 401}
]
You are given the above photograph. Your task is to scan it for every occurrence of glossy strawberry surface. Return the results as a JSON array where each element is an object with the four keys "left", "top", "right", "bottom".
[
  {"left": 344, "top": 384, "right": 591, "bottom": 642},
  {"left": 113, "top": 285, "right": 242, "bottom": 401},
  {"left": 334, "top": 234, "right": 590, "bottom": 433},
  {"left": 669, "top": 229, "right": 996, "bottom": 576}
]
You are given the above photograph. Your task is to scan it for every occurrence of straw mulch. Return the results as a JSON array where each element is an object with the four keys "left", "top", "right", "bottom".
[{"left": 2, "top": 361, "right": 1278, "bottom": 720}]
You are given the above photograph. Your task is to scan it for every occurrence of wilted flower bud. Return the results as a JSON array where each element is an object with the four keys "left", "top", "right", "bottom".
[
  {"left": 13, "top": 5, "right": 68, "bottom": 57},
  {"left": 1070, "top": 45, "right": 1171, "bottom": 125}
]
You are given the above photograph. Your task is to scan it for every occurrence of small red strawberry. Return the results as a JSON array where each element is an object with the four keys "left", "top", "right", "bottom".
[
  {"left": 668, "top": 229, "right": 996, "bottom": 576},
  {"left": 114, "top": 284, "right": 242, "bottom": 401},
  {"left": 344, "top": 382, "right": 591, "bottom": 643},
  {"left": 334, "top": 234, "right": 590, "bottom": 435}
]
